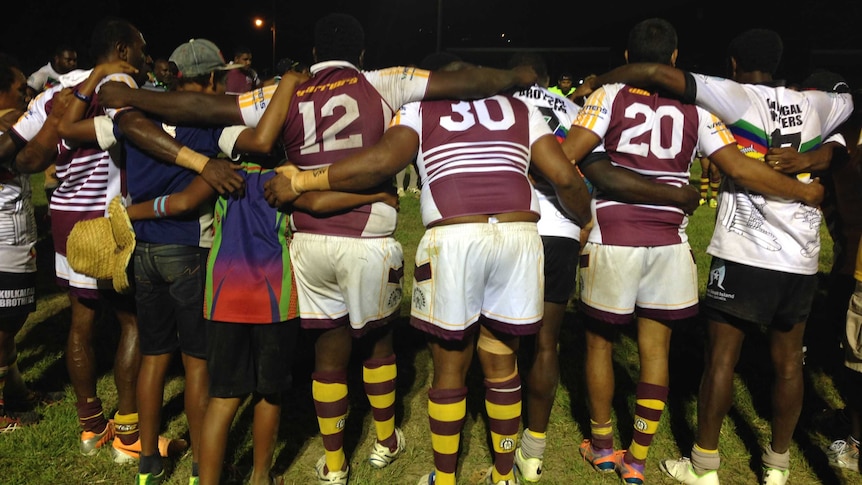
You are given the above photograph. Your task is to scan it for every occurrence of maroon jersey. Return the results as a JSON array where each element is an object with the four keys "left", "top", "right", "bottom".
[
  {"left": 392, "top": 95, "right": 552, "bottom": 227},
  {"left": 281, "top": 61, "right": 430, "bottom": 237},
  {"left": 574, "top": 83, "right": 734, "bottom": 246}
]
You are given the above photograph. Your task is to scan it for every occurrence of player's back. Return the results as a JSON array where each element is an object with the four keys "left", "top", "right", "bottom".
[
  {"left": 282, "top": 63, "right": 398, "bottom": 237},
  {"left": 282, "top": 64, "right": 393, "bottom": 170},
  {"left": 578, "top": 84, "right": 707, "bottom": 247},
  {"left": 690, "top": 76, "right": 851, "bottom": 161},
  {"left": 600, "top": 84, "right": 701, "bottom": 176},
  {"left": 400, "top": 94, "right": 542, "bottom": 226}
]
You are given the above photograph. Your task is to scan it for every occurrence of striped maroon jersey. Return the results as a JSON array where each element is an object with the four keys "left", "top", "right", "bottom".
[
  {"left": 393, "top": 95, "right": 551, "bottom": 226},
  {"left": 281, "top": 61, "right": 430, "bottom": 237},
  {"left": 574, "top": 84, "right": 734, "bottom": 246}
]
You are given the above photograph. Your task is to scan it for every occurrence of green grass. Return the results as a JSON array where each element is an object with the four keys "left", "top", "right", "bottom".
[{"left": 1, "top": 169, "right": 859, "bottom": 484}]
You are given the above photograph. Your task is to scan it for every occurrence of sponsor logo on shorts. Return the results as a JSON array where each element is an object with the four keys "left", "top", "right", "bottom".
[
  {"left": 388, "top": 287, "right": 403, "bottom": 307},
  {"left": 413, "top": 288, "right": 427, "bottom": 310},
  {"left": 709, "top": 263, "right": 726, "bottom": 290},
  {"left": 0, "top": 288, "right": 35, "bottom": 308}
]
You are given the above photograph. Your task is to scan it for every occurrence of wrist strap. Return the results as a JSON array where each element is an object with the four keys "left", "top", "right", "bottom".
[
  {"left": 174, "top": 146, "right": 209, "bottom": 173},
  {"left": 153, "top": 196, "right": 169, "bottom": 218},
  {"left": 72, "top": 90, "right": 92, "bottom": 104},
  {"left": 292, "top": 167, "right": 331, "bottom": 193}
]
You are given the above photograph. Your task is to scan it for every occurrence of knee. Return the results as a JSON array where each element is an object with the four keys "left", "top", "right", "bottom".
[{"left": 773, "top": 350, "right": 804, "bottom": 380}]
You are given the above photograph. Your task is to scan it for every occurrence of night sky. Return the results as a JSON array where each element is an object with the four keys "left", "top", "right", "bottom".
[{"left": 5, "top": 1, "right": 862, "bottom": 87}]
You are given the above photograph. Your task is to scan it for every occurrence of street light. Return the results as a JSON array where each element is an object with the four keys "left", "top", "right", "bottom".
[{"left": 253, "top": 17, "right": 276, "bottom": 75}]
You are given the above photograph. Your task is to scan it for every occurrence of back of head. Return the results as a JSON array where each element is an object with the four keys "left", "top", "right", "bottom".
[
  {"left": 801, "top": 69, "right": 850, "bottom": 94},
  {"left": 89, "top": 16, "right": 139, "bottom": 62},
  {"left": 728, "top": 28, "right": 783, "bottom": 75},
  {"left": 233, "top": 46, "right": 252, "bottom": 60},
  {"left": 626, "top": 18, "right": 677, "bottom": 64},
  {"left": 508, "top": 52, "right": 549, "bottom": 87},
  {"left": 314, "top": 13, "right": 365, "bottom": 66}
]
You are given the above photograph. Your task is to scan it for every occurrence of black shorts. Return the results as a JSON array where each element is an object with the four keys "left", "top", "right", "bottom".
[
  {"left": 542, "top": 236, "right": 580, "bottom": 304},
  {"left": 703, "top": 257, "right": 817, "bottom": 329},
  {"left": 206, "top": 319, "right": 299, "bottom": 398},
  {"left": 0, "top": 271, "right": 36, "bottom": 317}
]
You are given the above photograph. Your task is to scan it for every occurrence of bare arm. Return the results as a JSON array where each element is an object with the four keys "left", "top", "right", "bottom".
[
  {"left": 0, "top": 110, "right": 22, "bottom": 131},
  {"left": 571, "top": 63, "right": 688, "bottom": 100},
  {"left": 98, "top": 81, "right": 244, "bottom": 125},
  {"left": 294, "top": 189, "right": 398, "bottom": 216},
  {"left": 262, "top": 126, "right": 419, "bottom": 207},
  {"left": 764, "top": 142, "right": 840, "bottom": 174},
  {"left": 424, "top": 65, "right": 537, "bottom": 100},
  {"left": 115, "top": 107, "right": 245, "bottom": 196},
  {"left": 708, "top": 144, "right": 824, "bottom": 206},
  {"left": 233, "top": 72, "right": 307, "bottom": 154},
  {"left": 562, "top": 124, "right": 700, "bottom": 213},
  {"left": 529, "top": 134, "right": 592, "bottom": 226},
  {"left": 14, "top": 89, "right": 72, "bottom": 173},
  {"left": 126, "top": 176, "right": 216, "bottom": 220},
  {"left": 57, "top": 61, "right": 138, "bottom": 144}
]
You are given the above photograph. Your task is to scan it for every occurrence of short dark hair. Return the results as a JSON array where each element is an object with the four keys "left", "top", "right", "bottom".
[
  {"left": 627, "top": 18, "right": 677, "bottom": 64},
  {"left": 89, "top": 17, "right": 140, "bottom": 62},
  {"left": 507, "top": 52, "right": 548, "bottom": 83},
  {"left": 728, "top": 28, "right": 783, "bottom": 75},
  {"left": 54, "top": 44, "right": 76, "bottom": 57},
  {"left": 0, "top": 53, "right": 22, "bottom": 93},
  {"left": 233, "top": 46, "right": 252, "bottom": 58},
  {"left": 314, "top": 13, "right": 364, "bottom": 66}
]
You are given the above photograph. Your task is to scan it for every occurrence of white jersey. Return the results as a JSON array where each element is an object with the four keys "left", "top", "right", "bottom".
[
  {"left": 513, "top": 84, "right": 583, "bottom": 240},
  {"left": 0, "top": 118, "right": 37, "bottom": 274},
  {"left": 691, "top": 74, "right": 854, "bottom": 274},
  {"left": 26, "top": 62, "right": 63, "bottom": 92}
]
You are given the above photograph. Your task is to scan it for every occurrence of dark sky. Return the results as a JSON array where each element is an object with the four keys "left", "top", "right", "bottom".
[{"left": 5, "top": 1, "right": 862, "bottom": 87}]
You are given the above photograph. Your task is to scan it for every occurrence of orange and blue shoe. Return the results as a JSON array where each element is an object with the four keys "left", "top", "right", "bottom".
[
  {"left": 616, "top": 450, "right": 645, "bottom": 485},
  {"left": 579, "top": 439, "right": 616, "bottom": 473}
]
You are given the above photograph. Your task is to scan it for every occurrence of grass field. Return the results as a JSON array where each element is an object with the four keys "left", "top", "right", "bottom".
[{"left": 1, "top": 168, "right": 860, "bottom": 485}]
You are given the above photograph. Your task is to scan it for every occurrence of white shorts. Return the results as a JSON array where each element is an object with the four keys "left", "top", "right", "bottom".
[
  {"left": 290, "top": 232, "right": 403, "bottom": 336},
  {"left": 55, "top": 252, "right": 112, "bottom": 291},
  {"left": 410, "top": 222, "right": 544, "bottom": 340},
  {"left": 578, "top": 242, "right": 698, "bottom": 324}
]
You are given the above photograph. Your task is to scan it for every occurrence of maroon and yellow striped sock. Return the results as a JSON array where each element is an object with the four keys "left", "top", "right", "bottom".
[
  {"left": 428, "top": 387, "right": 467, "bottom": 485},
  {"left": 709, "top": 180, "right": 721, "bottom": 200},
  {"left": 626, "top": 382, "right": 669, "bottom": 466},
  {"left": 485, "top": 375, "right": 522, "bottom": 483},
  {"left": 590, "top": 419, "right": 614, "bottom": 451},
  {"left": 363, "top": 354, "right": 397, "bottom": 449},
  {"left": 313, "top": 370, "right": 349, "bottom": 474}
]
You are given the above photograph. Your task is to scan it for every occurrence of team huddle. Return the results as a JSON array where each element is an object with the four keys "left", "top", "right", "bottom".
[{"left": 0, "top": 10, "right": 857, "bottom": 485}]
